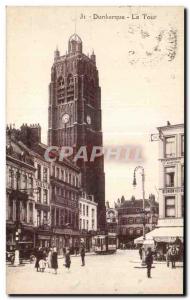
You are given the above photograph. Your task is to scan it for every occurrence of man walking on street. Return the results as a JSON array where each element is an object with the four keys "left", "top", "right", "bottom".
[
  {"left": 145, "top": 247, "right": 153, "bottom": 278},
  {"left": 139, "top": 246, "right": 143, "bottom": 260},
  {"left": 170, "top": 245, "right": 177, "bottom": 269},
  {"left": 80, "top": 244, "right": 85, "bottom": 266}
]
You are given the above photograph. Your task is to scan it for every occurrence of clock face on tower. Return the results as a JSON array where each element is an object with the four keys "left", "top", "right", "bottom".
[
  {"left": 62, "top": 113, "right": 70, "bottom": 124},
  {"left": 86, "top": 115, "right": 91, "bottom": 125}
]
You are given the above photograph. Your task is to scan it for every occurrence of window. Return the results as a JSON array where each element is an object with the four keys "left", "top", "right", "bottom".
[
  {"left": 165, "top": 136, "right": 175, "bottom": 158},
  {"left": 83, "top": 204, "right": 85, "bottom": 216},
  {"left": 79, "top": 203, "right": 82, "bottom": 214},
  {"left": 60, "top": 210, "right": 64, "bottom": 225},
  {"left": 43, "top": 189, "right": 48, "bottom": 204},
  {"left": 86, "top": 205, "right": 89, "bottom": 216},
  {"left": 8, "top": 169, "right": 14, "bottom": 188},
  {"left": 43, "top": 211, "right": 48, "bottom": 224},
  {"left": 37, "top": 210, "right": 41, "bottom": 226},
  {"left": 21, "top": 201, "right": 27, "bottom": 222},
  {"left": 37, "top": 164, "right": 41, "bottom": 180},
  {"left": 22, "top": 174, "right": 27, "bottom": 189},
  {"left": 165, "top": 167, "right": 175, "bottom": 187},
  {"left": 135, "top": 217, "right": 141, "bottom": 224},
  {"left": 29, "top": 203, "right": 33, "bottom": 224},
  {"left": 79, "top": 218, "right": 82, "bottom": 230},
  {"left": 8, "top": 198, "right": 13, "bottom": 220},
  {"left": 128, "top": 228, "right": 134, "bottom": 235},
  {"left": 181, "top": 165, "right": 184, "bottom": 186},
  {"left": 43, "top": 167, "right": 48, "bottom": 182},
  {"left": 92, "top": 219, "right": 95, "bottom": 229},
  {"left": 83, "top": 219, "right": 85, "bottom": 229},
  {"left": 28, "top": 177, "right": 33, "bottom": 195},
  {"left": 37, "top": 187, "right": 41, "bottom": 203},
  {"left": 86, "top": 220, "right": 89, "bottom": 231},
  {"left": 181, "top": 135, "right": 184, "bottom": 156},
  {"left": 56, "top": 209, "right": 59, "bottom": 226},
  {"left": 181, "top": 196, "right": 184, "bottom": 217},
  {"left": 165, "top": 196, "right": 175, "bottom": 218},
  {"left": 61, "top": 170, "right": 64, "bottom": 181},
  {"left": 92, "top": 208, "right": 94, "bottom": 219},
  {"left": 56, "top": 168, "right": 60, "bottom": 179},
  {"left": 128, "top": 217, "right": 134, "bottom": 224},
  {"left": 136, "top": 228, "right": 142, "bottom": 235}
]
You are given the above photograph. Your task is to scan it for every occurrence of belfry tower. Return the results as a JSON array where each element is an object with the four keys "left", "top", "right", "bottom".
[{"left": 48, "top": 34, "right": 106, "bottom": 229}]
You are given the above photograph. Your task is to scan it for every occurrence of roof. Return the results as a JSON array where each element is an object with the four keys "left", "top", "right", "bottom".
[
  {"left": 69, "top": 33, "right": 82, "bottom": 43},
  {"left": 157, "top": 123, "right": 184, "bottom": 131},
  {"left": 117, "top": 199, "right": 159, "bottom": 209}
]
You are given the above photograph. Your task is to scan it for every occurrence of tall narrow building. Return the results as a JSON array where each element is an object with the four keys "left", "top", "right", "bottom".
[{"left": 48, "top": 34, "right": 106, "bottom": 229}]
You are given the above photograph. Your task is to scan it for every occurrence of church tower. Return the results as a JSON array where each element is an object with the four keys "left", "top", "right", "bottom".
[{"left": 48, "top": 34, "right": 106, "bottom": 229}]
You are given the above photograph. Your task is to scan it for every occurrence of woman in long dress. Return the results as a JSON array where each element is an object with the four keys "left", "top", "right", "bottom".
[
  {"left": 47, "top": 248, "right": 53, "bottom": 272},
  {"left": 51, "top": 247, "right": 58, "bottom": 274}
]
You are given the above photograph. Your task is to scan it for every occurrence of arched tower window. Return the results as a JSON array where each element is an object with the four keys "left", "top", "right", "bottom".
[
  {"left": 57, "top": 76, "right": 65, "bottom": 104},
  {"left": 66, "top": 74, "right": 74, "bottom": 102}
]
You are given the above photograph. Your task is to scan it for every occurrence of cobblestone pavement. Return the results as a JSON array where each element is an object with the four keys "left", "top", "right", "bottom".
[{"left": 6, "top": 250, "right": 183, "bottom": 295}]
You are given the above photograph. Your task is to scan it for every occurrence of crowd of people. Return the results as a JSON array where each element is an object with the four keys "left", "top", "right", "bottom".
[{"left": 34, "top": 243, "right": 86, "bottom": 274}]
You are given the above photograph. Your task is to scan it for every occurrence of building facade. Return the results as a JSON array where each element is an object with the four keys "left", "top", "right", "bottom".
[
  {"left": 48, "top": 34, "right": 106, "bottom": 229},
  {"left": 6, "top": 126, "right": 36, "bottom": 250},
  {"left": 79, "top": 192, "right": 97, "bottom": 251},
  {"left": 116, "top": 195, "right": 159, "bottom": 245},
  {"left": 156, "top": 123, "right": 184, "bottom": 253},
  {"left": 6, "top": 124, "right": 82, "bottom": 255},
  {"left": 50, "top": 159, "right": 81, "bottom": 254}
]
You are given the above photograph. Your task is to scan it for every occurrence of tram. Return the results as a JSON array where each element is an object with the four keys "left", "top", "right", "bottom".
[{"left": 94, "top": 233, "right": 117, "bottom": 254}]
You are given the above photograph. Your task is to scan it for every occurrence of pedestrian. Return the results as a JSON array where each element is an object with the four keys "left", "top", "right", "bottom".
[
  {"left": 35, "top": 247, "right": 43, "bottom": 272},
  {"left": 39, "top": 257, "right": 46, "bottom": 272},
  {"left": 166, "top": 245, "right": 171, "bottom": 267},
  {"left": 51, "top": 247, "right": 58, "bottom": 274},
  {"left": 47, "top": 248, "right": 53, "bottom": 272},
  {"left": 170, "top": 245, "right": 177, "bottom": 268},
  {"left": 65, "top": 248, "right": 71, "bottom": 271},
  {"left": 145, "top": 247, "right": 153, "bottom": 278},
  {"left": 139, "top": 246, "right": 143, "bottom": 260},
  {"left": 80, "top": 244, "right": 85, "bottom": 266}
]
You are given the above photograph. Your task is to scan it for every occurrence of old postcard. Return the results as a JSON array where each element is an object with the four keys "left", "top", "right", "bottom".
[{"left": 6, "top": 6, "right": 184, "bottom": 295}]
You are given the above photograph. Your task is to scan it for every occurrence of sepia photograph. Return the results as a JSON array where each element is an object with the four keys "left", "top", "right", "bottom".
[{"left": 5, "top": 5, "right": 184, "bottom": 295}]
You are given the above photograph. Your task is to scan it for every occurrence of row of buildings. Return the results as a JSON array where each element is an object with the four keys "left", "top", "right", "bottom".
[{"left": 6, "top": 124, "right": 97, "bottom": 254}]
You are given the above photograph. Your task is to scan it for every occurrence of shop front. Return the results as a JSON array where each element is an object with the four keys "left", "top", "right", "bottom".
[
  {"left": 134, "top": 226, "right": 183, "bottom": 260},
  {"left": 51, "top": 228, "right": 80, "bottom": 255},
  {"left": 35, "top": 225, "right": 52, "bottom": 249}
]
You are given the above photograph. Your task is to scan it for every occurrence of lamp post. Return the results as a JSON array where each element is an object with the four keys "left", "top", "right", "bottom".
[
  {"left": 14, "top": 170, "right": 21, "bottom": 266},
  {"left": 133, "top": 166, "right": 146, "bottom": 266}
]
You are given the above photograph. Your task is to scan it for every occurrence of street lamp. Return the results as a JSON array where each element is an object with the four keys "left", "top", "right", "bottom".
[{"left": 132, "top": 166, "right": 146, "bottom": 266}]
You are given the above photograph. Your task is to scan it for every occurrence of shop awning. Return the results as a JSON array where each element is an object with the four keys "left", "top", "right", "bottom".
[{"left": 134, "top": 226, "right": 183, "bottom": 244}]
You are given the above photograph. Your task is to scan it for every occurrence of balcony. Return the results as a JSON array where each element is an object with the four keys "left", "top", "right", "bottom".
[
  {"left": 160, "top": 187, "right": 184, "bottom": 194},
  {"left": 158, "top": 218, "right": 183, "bottom": 227}
]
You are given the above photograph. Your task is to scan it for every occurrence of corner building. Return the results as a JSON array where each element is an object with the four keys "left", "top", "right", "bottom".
[{"left": 48, "top": 34, "right": 106, "bottom": 229}]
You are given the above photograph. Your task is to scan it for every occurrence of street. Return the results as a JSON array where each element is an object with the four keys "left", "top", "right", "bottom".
[{"left": 6, "top": 250, "right": 183, "bottom": 295}]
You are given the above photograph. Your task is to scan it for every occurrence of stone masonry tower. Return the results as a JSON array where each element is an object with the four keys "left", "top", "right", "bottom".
[{"left": 48, "top": 34, "right": 106, "bottom": 229}]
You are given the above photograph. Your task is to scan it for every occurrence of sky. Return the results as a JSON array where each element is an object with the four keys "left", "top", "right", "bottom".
[{"left": 6, "top": 6, "right": 184, "bottom": 206}]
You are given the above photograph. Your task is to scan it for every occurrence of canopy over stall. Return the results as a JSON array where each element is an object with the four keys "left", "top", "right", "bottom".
[{"left": 134, "top": 227, "right": 183, "bottom": 244}]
